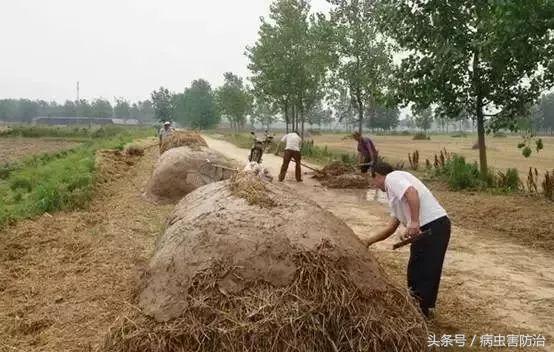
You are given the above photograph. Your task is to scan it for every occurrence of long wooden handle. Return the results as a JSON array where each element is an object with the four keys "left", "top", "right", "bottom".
[{"left": 392, "top": 229, "right": 432, "bottom": 250}]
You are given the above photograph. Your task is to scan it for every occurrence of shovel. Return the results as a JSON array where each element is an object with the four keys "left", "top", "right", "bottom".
[{"left": 392, "top": 229, "right": 432, "bottom": 250}]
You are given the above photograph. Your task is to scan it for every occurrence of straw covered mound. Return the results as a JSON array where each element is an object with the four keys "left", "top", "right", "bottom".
[
  {"left": 104, "top": 173, "right": 426, "bottom": 352},
  {"left": 144, "top": 146, "right": 236, "bottom": 203},
  {"left": 313, "top": 161, "right": 369, "bottom": 189},
  {"left": 159, "top": 131, "right": 208, "bottom": 154}
]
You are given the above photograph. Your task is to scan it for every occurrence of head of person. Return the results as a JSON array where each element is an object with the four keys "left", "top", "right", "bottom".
[
  {"left": 370, "top": 161, "right": 395, "bottom": 192},
  {"left": 164, "top": 121, "right": 171, "bottom": 130},
  {"left": 351, "top": 131, "right": 362, "bottom": 142},
  {"left": 292, "top": 130, "right": 299, "bottom": 136}
]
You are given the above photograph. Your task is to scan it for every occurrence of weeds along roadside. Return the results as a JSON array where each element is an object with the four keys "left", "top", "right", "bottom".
[{"left": 0, "top": 126, "right": 154, "bottom": 227}]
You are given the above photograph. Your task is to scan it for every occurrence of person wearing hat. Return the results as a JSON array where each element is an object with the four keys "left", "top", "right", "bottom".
[
  {"left": 365, "top": 161, "right": 451, "bottom": 318},
  {"left": 158, "top": 121, "right": 175, "bottom": 152},
  {"left": 352, "top": 131, "right": 378, "bottom": 174}
]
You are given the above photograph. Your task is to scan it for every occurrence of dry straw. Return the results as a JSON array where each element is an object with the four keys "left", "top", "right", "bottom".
[
  {"left": 229, "top": 171, "right": 276, "bottom": 208},
  {"left": 102, "top": 243, "right": 427, "bottom": 352},
  {"left": 160, "top": 131, "right": 208, "bottom": 154}
]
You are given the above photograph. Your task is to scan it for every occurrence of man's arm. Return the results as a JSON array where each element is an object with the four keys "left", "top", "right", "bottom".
[
  {"left": 364, "top": 217, "right": 401, "bottom": 247},
  {"left": 403, "top": 186, "right": 422, "bottom": 237}
]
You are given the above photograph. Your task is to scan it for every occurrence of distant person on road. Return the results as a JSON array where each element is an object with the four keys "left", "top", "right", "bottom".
[
  {"left": 278, "top": 131, "right": 303, "bottom": 182},
  {"left": 352, "top": 131, "right": 378, "bottom": 174},
  {"left": 158, "top": 121, "right": 174, "bottom": 152},
  {"left": 365, "top": 161, "right": 451, "bottom": 319}
]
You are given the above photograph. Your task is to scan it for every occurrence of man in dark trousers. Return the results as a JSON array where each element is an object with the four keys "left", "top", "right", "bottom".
[
  {"left": 365, "top": 162, "right": 451, "bottom": 318},
  {"left": 278, "top": 131, "right": 302, "bottom": 182},
  {"left": 352, "top": 131, "right": 378, "bottom": 174}
]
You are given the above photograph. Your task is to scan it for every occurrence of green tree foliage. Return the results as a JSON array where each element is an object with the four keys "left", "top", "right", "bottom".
[
  {"left": 533, "top": 92, "right": 554, "bottom": 134},
  {"left": 215, "top": 72, "right": 253, "bottom": 132},
  {"left": 182, "top": 79, "right": 220, "bottom": 129},
  {"left": 251, "top": 98, "right": 278, "bottom": 129},
  {"left": 0, "top": 98, "right": 152, "bottom": 122},
  {"left": 307, "top": 101, "right": 334, "bottom": 128},
  {"left": 414, "top": 107, "right": 433, "bottom": 133},
  {"left": 114, "top": 98, "right": 131, "bottom": 118},
  {"left": 327, "top": 0, "right": 394, "bottom": 134},
  {"left": 90, "top": 99, "right": 113, "bottom": 117},
  {"left": 367, "top": 105, "right": 400, "bottom": 131},
  {"left": 379, "top": 0, "right": 554, "bottom": 175},
  {"left": 150, "top": 87, "right": 175, "bottom": 122},
  {"left": 247, "top": 0, "right": 334, "bottom": 135}
]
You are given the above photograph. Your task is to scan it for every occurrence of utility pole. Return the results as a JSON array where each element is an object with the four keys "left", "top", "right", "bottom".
[{"left": 76, "top": 81, "right": 80, "bottom": 103}]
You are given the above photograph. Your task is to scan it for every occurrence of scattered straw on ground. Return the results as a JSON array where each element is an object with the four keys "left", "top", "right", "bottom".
[
  {"left": 159, "top": 131, "right": 208, "bottom": 154},
  {"left": 0, "top": 141, "right": 174, "bottom": 352}
]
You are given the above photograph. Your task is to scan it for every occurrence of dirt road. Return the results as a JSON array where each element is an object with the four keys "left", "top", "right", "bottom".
[{"left": 204, "top": 136, "right": 554, "bottom": 351}]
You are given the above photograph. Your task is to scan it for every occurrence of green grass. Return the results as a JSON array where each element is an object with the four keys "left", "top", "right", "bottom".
[{"left": 0, "top": 126, "right": 152, "bottom": 227}]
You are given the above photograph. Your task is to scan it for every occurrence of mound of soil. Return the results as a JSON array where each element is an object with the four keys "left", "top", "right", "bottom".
[
  {"left": 144, "top": 146, "right": 237, "bottom": 204},
  {"left": 104, "top": 175, "right": 426, "bottom": 352},
  {"left": 321, "top": 173, "right": 369, "bottom": 189},
  {"left": 313, "top": 161, "right": 369, "bottom": 189}
]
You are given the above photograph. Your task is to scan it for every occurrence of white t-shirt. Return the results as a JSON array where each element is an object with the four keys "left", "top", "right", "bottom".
[
  {"left": 385, "top": 171, "right": 447, "bottom": 227},
  {"left": 281, "top": 133, "right": 302, "bottom": 152}
]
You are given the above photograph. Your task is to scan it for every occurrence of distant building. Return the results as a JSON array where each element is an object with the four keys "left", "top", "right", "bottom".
[{"left": 32, "top": 116, "right": 141, "bottom": 126}]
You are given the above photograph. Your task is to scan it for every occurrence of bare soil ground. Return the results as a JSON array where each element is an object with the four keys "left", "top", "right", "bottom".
[
  {"left": 0, "top": 141, "right": 174, "bottom": 352},
  {"left": 0, "top": 137, "right": 80, "bottom": 164},
  {"left": 311, "top": 134, "right": 554, "bottom": 177},
  {"left": 204, "top": 136, "right": 554, "bottom": 352}
]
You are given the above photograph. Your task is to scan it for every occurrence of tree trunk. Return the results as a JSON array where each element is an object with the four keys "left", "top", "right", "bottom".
[
  {"left": 300, "top": 105, "right": 305, "bottom": 139},
  {"left": 356, "top": 89, "right": 363, "bottom": 134},
  {"left": 473, "top": 50, "right": 488, "bottom": 177},
  {"left": 284, "top": 101, "right": 289, "bottom": 133}
]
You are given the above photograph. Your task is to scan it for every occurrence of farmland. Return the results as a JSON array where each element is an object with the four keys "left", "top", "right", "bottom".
[
  {"left": 312, "top": 133, "right": 554, "bottom": 177},
  {"left": 0, "top": 138, "right": 80, "bottom": 165}
]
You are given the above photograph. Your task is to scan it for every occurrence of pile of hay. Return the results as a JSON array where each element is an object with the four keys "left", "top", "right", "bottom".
[
  {"left": 103, "top": 178, "right": 427, "bottom": 352},
  {"left": 144, "top": 146, "right": 237, "bottom": 203},
  {"left": 313, "top": 161, "right": 369, "bottom": 189},
  {"left": 160, "top": 131, "right": 208, "bottom": 154}
]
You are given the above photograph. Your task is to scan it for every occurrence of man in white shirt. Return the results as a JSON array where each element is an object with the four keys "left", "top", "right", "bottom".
[
  {"left": 365, "top": 161, "right": 451, "bottom": 318},
  {"left": 278, "top": 131, "right": 303, "bottom": 182}
]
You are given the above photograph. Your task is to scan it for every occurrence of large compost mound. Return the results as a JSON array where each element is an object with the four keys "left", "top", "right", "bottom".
[
  {"left": 159, "top": 131, "right": 208, "bottom": 154},
  {"left": 144, "top": 146, "right": 237, "bottom": 203},
  {"left": 105, "top": 173, "right": 426, "bottom": 352}
]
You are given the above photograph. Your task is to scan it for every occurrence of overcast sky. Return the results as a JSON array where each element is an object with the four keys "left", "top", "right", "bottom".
[{"left": 0, "top": 0, "right": 331, "bottom": 103}]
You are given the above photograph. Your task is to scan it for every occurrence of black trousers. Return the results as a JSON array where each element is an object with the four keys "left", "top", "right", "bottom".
[{"left": 407, "top": 216, "right": 451, "bottom": 316}]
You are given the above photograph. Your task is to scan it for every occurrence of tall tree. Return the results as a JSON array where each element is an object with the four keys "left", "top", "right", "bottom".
[
  {"left": 367, "top": 104, "right": 400, "bottom": 131},
  {"left": 182, "top": 79, "right": 220, "bottom": 129},
  {"left": 90, "top": 99, "right": 113, "bottom": 117},
  {"left": 215, "top": 72, "right": 253, "bottom": 133},
  {"left": 247, "top": 0, "right": 333, "bottom": 135},
  {"left": 252, "top": 98, "right": 278, "bottom": 129},
  {"left": 533, "top": 92, "right": 554, "bottom": 135},
  {"left": 151, "top": 87, "right": 175, "bottom": 122},
  {"left": 327, "top": 0, "right": 393, "bottom": 134},
  {"left": 76, "top": 99, "right": 93, "bottom": 117},
  {"left": 414, "top": 106, "right": 433, "bottom": 133},
  {"left": 380, "top": 0, "right": 554, "bottom": 175},
  {"left": 62, "top": 100, "right": 77, "bottom": 117},
  {"left": 114, "top": 98, "right": 131, "bottom": 118}
]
